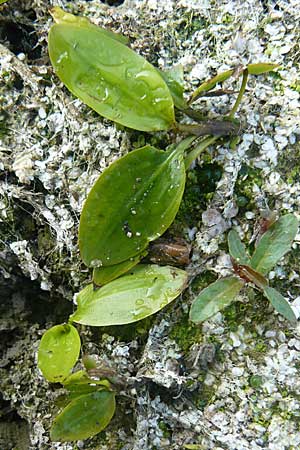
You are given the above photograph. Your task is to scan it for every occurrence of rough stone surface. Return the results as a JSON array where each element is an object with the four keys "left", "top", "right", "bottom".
[{"left": 1, "top": 0, "right": 300, "bottom": 449}]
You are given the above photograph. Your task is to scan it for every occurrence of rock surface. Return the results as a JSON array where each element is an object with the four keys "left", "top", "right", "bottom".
[{"left": 1, "top": 0, "right": 300, "bottom": 449}]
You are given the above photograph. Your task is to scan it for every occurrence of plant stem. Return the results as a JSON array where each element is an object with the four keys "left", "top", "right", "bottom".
[
  {"left": 228, "top": 69, "right": 248, "bottom": 118},
  {"left": 173, "top": 135, "right": 197, "bottom": 155},
  {"left": 176, "top": 120, "right": 238, "bottom": 137},
  {"left": 184, "top": 136, "right": 218, "bottom": 169}
]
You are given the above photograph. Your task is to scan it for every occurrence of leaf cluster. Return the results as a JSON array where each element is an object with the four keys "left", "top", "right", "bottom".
[
  {"left": 190, "top": 214, "right": 298, "bottom": 324},
  {"left": 37, "top": 6, "right": 287, "bottom": 443},
  {"left": 38, "top": 328, "right": 115, "bottom": 442}
]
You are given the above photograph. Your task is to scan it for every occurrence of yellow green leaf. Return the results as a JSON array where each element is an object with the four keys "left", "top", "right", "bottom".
[
  {"left": 38, "top": 324, "right": 80, "bottom": 383},
  {"left": 247, "top": 63, "right": 279, "bottom": 75},
  {"left": 70, "top": 264, "right": 188, "bottom": 326}
]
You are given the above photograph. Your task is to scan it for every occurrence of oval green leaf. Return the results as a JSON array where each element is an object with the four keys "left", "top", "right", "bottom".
[
  {"left": 70, "top": 264, "right": 188, "bottom": 326},
  {"left": 93, "top": 250, "right": 146, "bottom": 286},
  {"left": 189, "top": 276, "right": 244, "bottom": 323},
  {"left": 63, "top": 370, "right": 109, "bottom": 388},
  {"left": 250, "top": 214, "right": 298, "bottom": 275},
  {"left": 38, "top": 324, "right": 81, "bottom": 383},
  {"left": 50, "top": 390, "right": 115, "bottom": 442},
  {"left": 228, "top": 229, "right": 250, "bottom": 265},
  {"left": 48, "top": 7, "right": 175, "bottom": 132},
  {"left": 247, "top": 63, "right": 279, "bottom": 75},
  {"left": 79, "top": 144, "right": 186, "bottom": 267},
  {"left": 263, "top": 286, "right": 297, "bottom": 323}
]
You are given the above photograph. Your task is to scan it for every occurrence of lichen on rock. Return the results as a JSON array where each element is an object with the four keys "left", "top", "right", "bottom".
[{"left": 1, "top": 0, "right": 300, "bottom": 449}]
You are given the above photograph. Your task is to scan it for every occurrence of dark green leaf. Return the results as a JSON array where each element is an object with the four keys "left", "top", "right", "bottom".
[
  {"left": 70, "top": 264, "right": 188, "bottom": 326},
  {"left": 93, "top": 251, "right": 146, "bottom": 286},
  {"left": 263, "top": 286, "right": 297, "bottom": 323},
  {"left": 247, "top": 63, "right": 279, "bottom": 75},
  {"left": 228, "top": 230, "right": 250, "bottom": 264},
  {"left": 250, "top": 214, "right": 298, "bottom": 275},
  {"left": 79, "top": 142, "right": 187, "bottom": 267},
  {"left": 50, "top": 390, "right": 115, "bottom": 442},
  {"left": 189, "top": 276, "right": 244, "bottom": 323},
  {"left": 38, "top": 324, "right": 80, "bottom": 383},
  {"left": 49, "top": 7, "right": 175, "bottom": 131}
]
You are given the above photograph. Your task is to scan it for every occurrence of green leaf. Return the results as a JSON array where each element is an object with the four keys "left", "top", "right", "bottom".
[
  {"left": 247, "top": 63, "right": 279, "bottom": 75},
  {"left": 93, "top": 251, "right": 146, "bottom": 286},
  {"left": 62, "top": 371, "right": 110, "bottom": 401},
  {"left": 189, "top": 69, "right": 234, "bottom": 103},
  {"left": 250, "top": 214, "right": 298, "bottom": 275},
  {"left": 183, "top": 445, "right": 203, "bottom": 450},
  {"left": 263, "top": 286, "right": 297, "bottom": 323},
  {"left": 189, "top": 276, "right": 244, "bottom": 323},
  {"left": 38, "top": 324, "right": 81, "bottom": 383},
  {"left": 159, "top": 65, "right": 187, "bottom": 110},
  {"left": 70, "top": 264, "right": 188, "bottom": 326},
  {"left": 50, "top": 390, "right": 115, "bottom": 442},
  {"left": 79, "top": 142, "right": 187, "bottom": 267},
  {"left": 63, "top": 370, "right": 109, "bottom": 388},
  {"left": 48, "top": 7, "right": 175, "bottom": 131},
  {"left": 228, "top": 230, "right": 251, "bottom": 265},
  {"left": 0, "top": 0, "right": 8, "bottom": 5}
]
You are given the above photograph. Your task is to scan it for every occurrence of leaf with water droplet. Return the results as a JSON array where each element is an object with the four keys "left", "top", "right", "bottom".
[
  {"left": 247, "top": 63, "right": 279, "bottom": 75},
  {"left": 79, "top": 140, "right": 189, "bottom": 267},
  {"left": 48, "top": 7, "right": 175, "bottom": 131},
  {"left": 93, "top": 250, "right": 147, "bottom": 286},
  {"left": 38, "top": 324, "right": 81, "bottom": 383},
  {"left": 70, "top": 264, "right": 188, "bottom": 326},
  {"left": 189, "top": 276, "right": 244, "bottom": 323},
  {"left": 250, "top": 214, "right": 298, "bottom": 275},
  {"left": 50, "top": 390, "right": 115, "bottom": 442},
  {"left": 228, "top": 230, "right": 251, "bottom": 265},
  {"left": 263, "top": 286, "right": 297, "bottom": 323},
  {"left": 62, "top": 370, "right": 110, "bottom": 401}
]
